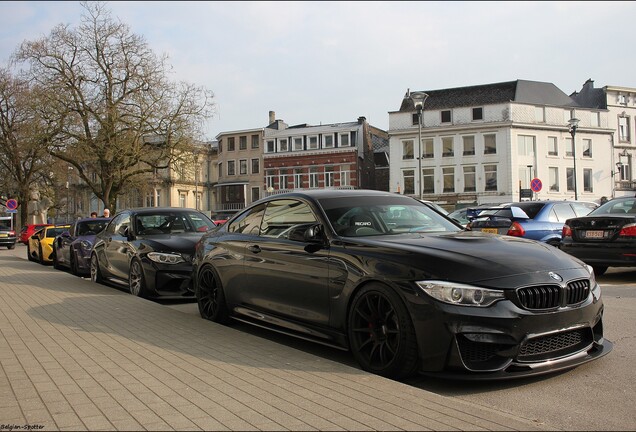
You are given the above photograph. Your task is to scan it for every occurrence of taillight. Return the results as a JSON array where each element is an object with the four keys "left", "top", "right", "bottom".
[
  {"left": 619, "top": 223, "right": 636, "bottom": 237},
  {"left": 562, "top": 224, "right": 572, "bottom": 238},
  {"left": 9, "top": 230, "right": 15, "bottom": 236},
  {"left": 507, "top": 221, "right": 525, "bottom": 237}
]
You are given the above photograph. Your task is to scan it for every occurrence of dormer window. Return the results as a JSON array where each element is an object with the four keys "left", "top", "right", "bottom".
[
  {"left": 472, "top": 107, "right": 483, "bottom": 121},
  {"left": 441, "top": 110, "right": 452, "bottom": 123}
]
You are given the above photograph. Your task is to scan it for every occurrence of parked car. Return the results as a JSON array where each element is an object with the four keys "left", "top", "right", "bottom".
[
  {"left": 0, "top": 216, "right": 17, "bottom": 249},
  {"left": 447, "top": 204, "right": 506, "bottom": 227},
  {"left": 90, "top": 207, "right": 217, "bottom": 298},
  {"left": 27, "top": 225, "right": 71, "bottom": 264},
  {"left": 561, "top": 196, "right": 636, "bottom": 276},
  {"left": 193, "top": 189, "right": 611, "bottom": 380},
  {"left": 467, "top": 200, "right": 597, "bottom": 246},
  {"left": 52, "top": 217, "right": 110, "bottom": 275},
  {"left": 416, "top": 199, "right": 449, "bottom": 216},
  {"left": 19, "top": 223, "right": 52, "bottom": 245}
]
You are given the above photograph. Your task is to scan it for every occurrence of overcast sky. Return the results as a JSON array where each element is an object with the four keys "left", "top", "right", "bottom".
[{"left": 1, "top": 1, "right": 634, "bottom": 141}]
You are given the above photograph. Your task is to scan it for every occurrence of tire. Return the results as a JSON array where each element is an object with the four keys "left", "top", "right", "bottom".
[
  {"left": 70, "top": 252, "right": 78, "bottom": 276},
  {"left": 592, "top": 266, "right": 608, "bottom": 276},
  {"left": 38, "top": 244, "right": 45, "bottom": 264},
  {"left": 128, "top": 259, "right": 147, "bottom": 298},
  {"left": 27, "top": 244, "right": 35, "bottom": 262},
  {"left": 90, "top": 253, "right": 103, "bottom": 283},
  {"left": 196, "top": 265, "right": 230, "bottom": 324},
  {"left": 347, "top": 283, "right": 419, "bottom": 380},
  {"left": 8, "top": 243, "right": 15, "bottom": 250},
  {"left": 52, "top": 249, "right": 61, "bottom": 270}
]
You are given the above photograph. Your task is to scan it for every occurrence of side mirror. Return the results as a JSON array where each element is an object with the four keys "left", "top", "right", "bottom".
[
  {"left": 117, "top": 225, "right": 131, "bottom": 238},
  {"left": 304, "top": 224, "right": 324, "bottom": 243}
]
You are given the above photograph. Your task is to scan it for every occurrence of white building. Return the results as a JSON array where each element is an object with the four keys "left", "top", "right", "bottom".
[{"left": 388, "top": 80, "right": 614, "bottom": 210}]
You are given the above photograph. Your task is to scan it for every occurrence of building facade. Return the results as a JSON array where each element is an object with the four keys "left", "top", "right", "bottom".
[{"left": 388, "top": 80, "right": 614, "bottom": 209}]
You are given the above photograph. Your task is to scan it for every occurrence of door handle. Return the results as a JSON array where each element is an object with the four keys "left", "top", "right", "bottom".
[{"left": 247, "top": 245, "right": 261, "bottom": 254}]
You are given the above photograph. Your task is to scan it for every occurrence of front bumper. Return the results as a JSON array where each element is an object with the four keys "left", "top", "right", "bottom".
[
  {"left": 407, "top": 283, "right": 611, "bottom": 379},
  {"left": 140, "top": 257, "right": 195, "bottom": 298}
]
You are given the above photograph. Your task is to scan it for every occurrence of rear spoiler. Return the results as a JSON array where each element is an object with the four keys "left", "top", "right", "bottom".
[{"left": 466, "top": 206, "right": 529, "bottom": 221}]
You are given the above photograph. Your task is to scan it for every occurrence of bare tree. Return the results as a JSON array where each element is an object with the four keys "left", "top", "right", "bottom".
[
  {"left": 14, "top": 1, "right": 214, "bottom": 212},
  {"left": 0, "top": 67, "right": 59, "bottom": 227}
]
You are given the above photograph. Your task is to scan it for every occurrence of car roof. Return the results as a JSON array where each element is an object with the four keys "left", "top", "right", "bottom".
[
  {"left": 259, "top": 189, "right": 398, "bottom": 201},
  {"left": 119, "top": 207, "right": 203, "bottom": 214}
]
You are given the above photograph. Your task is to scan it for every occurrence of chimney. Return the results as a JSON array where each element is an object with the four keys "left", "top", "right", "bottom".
[
  {"left": 358, "top": 116, "right": 366, "bottom": 124},
  {"left": 269, "top": 111, "right": 275, "bottom": 124}
]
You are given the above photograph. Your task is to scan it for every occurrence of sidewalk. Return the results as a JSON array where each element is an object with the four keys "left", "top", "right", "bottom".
[{"left": 0, "top": 248, "right": 547, "bottom": 431}]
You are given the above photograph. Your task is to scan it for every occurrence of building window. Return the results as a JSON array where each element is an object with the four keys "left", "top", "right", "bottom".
[
  {"left": 584, "top": 169, "right": 593, "bottom": 192},
  {"left": 265, "top": 170, "right": 275, "bottom": 190},
  {"left": 251, "top": 134, "right": 260, "bottom": 149},
  {"left": 279, "top": 169, "right": 288, "bottom": 190},
  {"left": 484, "top": 134, "right": 497, "bottom": 154},
  {"left": 228, "top": 137, "right": 235, "bottom": 151},
  {"left": 517, "top": 135, "right": 535, "bottom": 156},
  {"left": 293, "top": 137, "right": 303, "bottom": 151},
  {"left": 308, "top": 136, "right": 318, "bottom": 150},
  {"left": 251, "top": 187, "right": 260, "bottom": 203},
  {"left": 422, "top": 138, "right": 434, "bottom": 158},
  {"left": 566, "top": 167, "right": 574, "bottom": 192},
  {"left": 462, "top": 136, "right": 475, "bottom": 156},
  {"left": 339, "top": 133, "right": 350, "bottom": 147},
  {"left": 227, "top": 160, "right": 235, "bottom": 176},
  {"left": 582, "top": 139, "right": 592, "bottom": 157},
  {"left": 463, "top": 166, "right": 476, "bottom": 192},
  {"left": 412, "top": 113, "right": 419, "bottom": 126},
  {"left": 325, "top": 166, "right": 335, "bottom": 187},
  {"left": 239, "top": 159, "right": 247, "bottom": 175},
  {"left": 619, "top": 116, "right": 630, "bottom": 142},
  {"left": 565, "top": 138, "right": 574, "bottom": 157},
  {"left": 266, "top": 140, "right": 275, "bottom": 153},
  {"left": 218, "top": 163, "right": 222, "bottom": 178},
  {"left": 443, "top": 167, "right": 454, "bottom": 193},
  {"left": 403, "top": 170, "right": 415, "bottom": 195},
  {"left": 324, "top": 134, "right": 334, "bottom": 148},
  {"left": 179, "top": 192, "right": 187, "bottom": 208},
  {"left": 549, "top": 167, "right": 559, "bottom": 191},
  {"left": 548, "top": 136, "right": 558, "bottom": 156},
  {"left": 442, "top": 137, "right": 454, "bottom": 157},
  {"left": 251, "top": 158, "right": 260, "bottom": 174},
  {"left": 441, "top": 110, "right": 452, "bottom": 123},
  {"left": 619, "top": 94, "right": 627, "bottom": 105},
  {"left": 472, "top": 107, "right": 483, "bottom": 121},
  {"left": 535, "top": 106, "right": 545, "bottom": 123},
  {"left": 294, "top": 169, "right": 303, "bottom": 188},
  {"left": 484, "top": 164, "right": 497, "bottom": 191},
  {"left": 279, "top": 138, "right": 289, "bottom": 152},
  {"left": 422, "top": 168, "right": 434, "bottom": 193},
  {"left": 309, "top": 167, "right": 319, "bottom": 188},
  {"left": 218, "top": 141, "right": 222, "bottom": 153},
  {"left": 239, "top": 136, "right": 247, "bottom": 150},
  {"left": 402, "top": 140, "right": 414, "bottom": 160},
  {"left": 591, "top": 112, "right": 600, "bottom": 127},
  {"left": 340, "top": 165, "right": 351, "bottom": 186}
]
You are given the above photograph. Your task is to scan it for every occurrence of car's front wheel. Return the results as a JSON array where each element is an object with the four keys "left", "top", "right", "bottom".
[
  {"left": 52, "top": 249, "right": 61, "bottom": 270},
  {"left": 347, "top": 283, "right": 419, "bottom": 380},
  {"left": 70, "top": 252, "right": 78, "bottom": 275},
  {"left": 8, "top": 243, "right": 15, "bottom": 250},
  {"left": 129, "top": 259, "right": 147, "bottom": 298},
  {"left": 196, "top": 265, "right": 229, "bottom": 324},
  {"left": 90, "top": 253, "right": 103, "bottom": 283},
  {"left": 27, "top": 244, "right": 35, "bottom": 262}
]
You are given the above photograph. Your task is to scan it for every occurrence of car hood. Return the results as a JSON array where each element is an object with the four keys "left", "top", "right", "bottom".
[
  {"left": 345, "top": 231, "right": 586, "bottom": 285},
  {"left": 137, "top": 232, "right": 203, "bottom": 255}
]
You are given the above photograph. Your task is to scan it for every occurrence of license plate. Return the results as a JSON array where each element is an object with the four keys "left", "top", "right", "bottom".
[
  {"left": 585, "top": 230, "right": 604, "bottom": 239},
  {"left": 481, "top": 228, "right": 498, "bottom": 234},
  {"left": 0, "top": 233, "right": 7, "bottom": 238}
]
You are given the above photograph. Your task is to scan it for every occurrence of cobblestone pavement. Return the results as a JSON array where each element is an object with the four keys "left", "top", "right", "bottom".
[{"left": 0, "top": 251, "right": 547, "bottom": 431}]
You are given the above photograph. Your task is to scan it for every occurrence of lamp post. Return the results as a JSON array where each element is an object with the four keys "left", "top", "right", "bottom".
[
  {"left": 194, "top": 155, "right": 199, "bottom": 210},
  {"left": 409, "top": 91, "right": 429, "bottom": 200},
  {"left": 567, "top": 118, "right": 580, "bottom": 200}
]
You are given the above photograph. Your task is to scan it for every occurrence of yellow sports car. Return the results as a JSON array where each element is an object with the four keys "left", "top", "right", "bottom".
[{"left": 27, "top": 225, "right": 70, "bottom": 264}]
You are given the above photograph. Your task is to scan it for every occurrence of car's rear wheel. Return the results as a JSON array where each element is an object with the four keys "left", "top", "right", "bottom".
[
  {"left": 347, "top": 283, "right": 419, "bottom": 380},
  {"left": 27, "top": 244, "right": 35, "bottom": 262},
  {"left": 196, "top": 265, "right": 229, "bottom": 324},
  {"left": 38, "top": 244, "right": 45, "bottom": 264},
  {"left": 52, "top": 249, "right": 61, "bottom": 270},
  {"left": 90, "top": 253, "right": 103, "bottom": 283},
  {"left": 129, "top": 259, "right": 147, "bottom": 298},
  {"left": 593, "top": 266, "right": 608, "bottom": 276}
]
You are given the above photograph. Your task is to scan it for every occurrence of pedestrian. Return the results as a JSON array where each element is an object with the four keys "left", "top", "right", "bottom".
[
  {"left": 90, "top": 211, "right": 98, "bottom": 218},
  {"left": 103, "top": 208, "right": 110, "bottom": 218}
]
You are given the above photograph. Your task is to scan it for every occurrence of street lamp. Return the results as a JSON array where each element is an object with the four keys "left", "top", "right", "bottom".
[
  {"left": 567, "top": 118, "right": 580, "bottom": 200},
  {"left": 194, "top": 155, "right": 199, "bottom": 210},
  {"left": 409, "top": 91, "right": 429, "bottom": 200}
]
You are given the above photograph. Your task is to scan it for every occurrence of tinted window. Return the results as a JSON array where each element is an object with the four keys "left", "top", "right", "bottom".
[
  {"left": 136, "top": 211, "right": 215, "bottom": 234},
  {"left": 46, "top": 227, "right": 68, "bottom": 238},
  {"left": 77, "top": 220, "right": 108, "bottom": 235},
  {"left": 551, "top": 204, "right": 576, "bottom": 222},
  {"left": 261, "top": 200, "right": 318, "bottom": 239},
  {"left": 227, "top": 204, "right": 266, "bottom": 235},
  {"left": 592, "top": 198, "right": 636, "bottom": 215}
]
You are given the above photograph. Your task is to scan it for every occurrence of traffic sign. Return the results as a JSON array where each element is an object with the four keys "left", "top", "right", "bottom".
[
  {"left": 530, "top": 178, "right": 542, "bottom": 193},
  {"left": 6, "top": 199, "right": 18, "bottom": 210}
]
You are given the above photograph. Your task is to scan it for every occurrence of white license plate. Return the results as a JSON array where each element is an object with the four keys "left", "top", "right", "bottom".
[
  {"left": 481, "top": 228, "right": 498, "bottom": 234},
  {"left": 0, "top": 233, "right": 7, "bottom": 238},
  {"left": 585, "top": 230, "right": 604, "bottom": 239}
]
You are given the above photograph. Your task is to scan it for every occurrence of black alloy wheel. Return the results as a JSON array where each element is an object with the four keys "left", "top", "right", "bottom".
[
  {"left": 90, "top": 253, "right": 103, "bottom": 283},
  {"left": 128, "top": 259, "right": 147, "bottom": 298},
  {"left": 196, "top": 265, "right": 229, "bottom": 324},
  {"left": 70, "top": 251, "right": 78, "bottom": 275},
  {"left": 347, "top": 283, "right": 419, "bottom": 380}
]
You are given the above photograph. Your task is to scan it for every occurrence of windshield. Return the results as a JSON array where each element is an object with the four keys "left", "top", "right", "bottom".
[
  {"left": 77, "top": 220, "right": 108, "bottom": 236},
  {"left": 319, "top": 195, "right": 461, "bottom": 237},
  {"left": 135, "top": 211, "right": 216, "bottom": 235},
  {"left": 591, "top": 198, "right": 636, "bottom": 215}
]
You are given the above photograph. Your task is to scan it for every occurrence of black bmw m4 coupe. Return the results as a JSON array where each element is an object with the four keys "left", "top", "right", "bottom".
[{"left": 193, "top": 190, "right": 612, "bottom": 380}]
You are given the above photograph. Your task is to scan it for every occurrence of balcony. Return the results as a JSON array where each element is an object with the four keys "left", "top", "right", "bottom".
[{"left": 615, "top": 180, "right": 636, "bottom": 191}]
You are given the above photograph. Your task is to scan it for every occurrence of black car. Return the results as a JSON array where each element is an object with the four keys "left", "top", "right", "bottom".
[
  {"left": 193, "top": 190, "right": 611, "bottom": 380},
  {"left": 91, "top": 207, "right": 217, "bottom": 298},
  {"left": 0, "top": 216, "right": 17, "bottom": 249},
  {"left": 561, "top": 196, "right": 636, "bottom": 276},
  {"left": 52, "top": 217, "right": 110, "bottom": 275}
]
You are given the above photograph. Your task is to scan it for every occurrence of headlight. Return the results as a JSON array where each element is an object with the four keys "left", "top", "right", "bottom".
[
  {"left": 147, "top": 252, "right": 185, "bottom": 264},
  {"left": 586, "top": 264, "right": 601, "bottom": 300},
  {"left": 416, "top": 280, "right": 504, "bottom": 307},
  {"left": 80, "top": 240, "right": 93, "bottom": 249}
]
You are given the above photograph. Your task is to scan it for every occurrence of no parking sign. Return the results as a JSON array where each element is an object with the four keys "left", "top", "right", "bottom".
[{"left": 530, "top": 178, "right": 542, "bottom": 193}]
